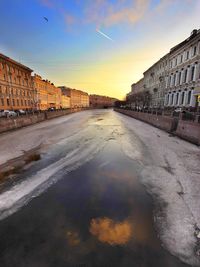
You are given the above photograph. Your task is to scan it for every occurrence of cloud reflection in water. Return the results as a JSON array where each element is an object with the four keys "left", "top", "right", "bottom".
[{"left": 90, "top": 217, "right": 132, "bottom": 246}]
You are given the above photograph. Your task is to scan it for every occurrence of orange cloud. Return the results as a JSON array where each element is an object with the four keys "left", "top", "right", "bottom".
[
  {"left": 90, "top": 217, "right": 132, "bottom": 245},
  {"left": 39, "top": 0, "right": 150, "bottom": 28},
  {"left": 84, "top": 0, "right": 150, "bottom": 27}
]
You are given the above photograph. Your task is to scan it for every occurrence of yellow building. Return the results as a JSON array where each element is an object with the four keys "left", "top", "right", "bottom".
[
  {"left": 33, "top": 74, "right": 61, "bottom": 110},
  {"left": 81, "top": 91, "right": 89, "bottom": 107},
  {"left": 60, "top": 87, "right": 70, "bottom": 109},
  {"left": 0, "top": 53, "right": 35, "bottom": 111},
  {"left": 59, "top": 86, "right": 89, "bottom": 108}
]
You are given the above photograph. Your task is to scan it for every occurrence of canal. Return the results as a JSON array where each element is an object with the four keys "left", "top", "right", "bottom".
[{"left": 0, "top": 111, "right": 189, "bottom": 267}]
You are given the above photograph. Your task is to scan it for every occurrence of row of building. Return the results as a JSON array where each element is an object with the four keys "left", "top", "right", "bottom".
[
  {"left": 0, "top": 53, "right": 117, "bottom": 111},
  {"left": 127, "top": 29, "right": 200, "bottom": 110},
  {"left": 0, "top": 53, "right": 90, "bottom": 111},
  {"left": 89, "top": 94, "right": 117, "bottom": 108}
]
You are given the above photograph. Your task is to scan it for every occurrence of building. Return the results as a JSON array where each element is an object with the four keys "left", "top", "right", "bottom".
[
  {"left": 127, "top": 78, "right": 146, "bottom": 109},
  {"left": 128, "top": 29, "right": 200, "bottom": 110},
  {"left": 81, "top": 91, "right": 90, "bottom": 108},
  {"left": 0, "top": 53, "right": 35, "bottom": 111},
  {"left": 33, "top": 74, "right": 62, "bottom": 110},
  {"left": 89, "top": 94, "right": 117, "bottom": 108},
  {"left": 165, "top": 29, "right": 200, "bottom": 110},
  {"left": 59, "top": 86, "right": 89, "bottom": 108},
  {"left": 60, "top": 87, "right": 71, "bottom": 109},
  {"left": 143, "top": 54, "right": 169, "bottom": 108}
]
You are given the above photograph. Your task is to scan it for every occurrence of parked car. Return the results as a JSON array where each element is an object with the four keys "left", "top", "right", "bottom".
[
  {"left": 0, "top": 110, "right": 5, "bottom": 118},
  {"left": 0, "top": 110, "right": 17, "bottom": 117},
  {"left": 48, "top": 107, "right": 55, "bottom": 111},
  {"left": 16, "top": 109, "right": 26, "bottom": 115},
  {"left": 174, "top": 107, "right": 183, "bottom": 113}
]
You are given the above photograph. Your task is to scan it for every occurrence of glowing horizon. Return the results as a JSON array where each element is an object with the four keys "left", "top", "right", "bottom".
[{"left": 0, "top": 0, "right": 199, "bottom": 100}]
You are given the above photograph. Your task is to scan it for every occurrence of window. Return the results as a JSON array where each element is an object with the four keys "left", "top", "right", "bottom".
[
  {"left": 186, "top": 51, "right": 189, "bottom": 60},
  {"left": 180, "top": 55, "right": 183, "bottom": 63},
  {"left": 184, "top": 69, "right": 188, "bottom": 83},
  {"left": 176, "top": 93, "right": 179, "bottom": 105},
  {"left": 193, "top": 46, "right": 197, "bottom": 56},
  {"left": 173, "top": 74, "right": 176, "bottom": 85},
  {"left": 191, "top": 66, "right": 195, "bottom": 81},
  {"left": 12, "top": 99, "right": 15, "bottom": 106},
  {"left": 17, "top": 99, "right": 19, "bottom": 106},
  {"left": 7, "top": 99, "right": 10, "bottom": 106},
  {"left": 188, "top": 91, "right": 191, "bottom": 104},
  {"left": 1, "top": 98, "right": 4, "bottom": 106},
  {"left": 167, "top": 94, "right": 169, "bottom": 105},
  {"left": 178, "top": 72, "right": 181, "bottom": 85},
  {"left": 171, "top": 94, "right": 174, "bottom": 105},
  {"left": 181, "top": 92, "right": 185, "bottom": 104}
]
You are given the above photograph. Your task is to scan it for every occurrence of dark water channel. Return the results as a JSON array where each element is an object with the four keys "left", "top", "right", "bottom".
[{"left": 0, "top": 139, "right": 189, "bottom": 267}]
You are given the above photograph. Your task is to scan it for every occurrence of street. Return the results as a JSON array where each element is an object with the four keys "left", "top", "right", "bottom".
[{"left": 0, "top": 109, "right": 199, "bottom": 267}]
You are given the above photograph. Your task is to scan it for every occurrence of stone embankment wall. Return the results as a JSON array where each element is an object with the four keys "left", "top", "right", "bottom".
[
  {"left": 175, "top": 120, "right": 200, "bottom": 145},
  {"left": 0, "top": 108, "right": 88, "bottom": 134},
  {"left": 114, "top": 108, "right": 200, "bottom": 146}
]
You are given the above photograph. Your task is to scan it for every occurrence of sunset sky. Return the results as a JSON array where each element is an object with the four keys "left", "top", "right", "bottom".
[{"left": 0, "top": 0, "right": 199, "bottom": 99}]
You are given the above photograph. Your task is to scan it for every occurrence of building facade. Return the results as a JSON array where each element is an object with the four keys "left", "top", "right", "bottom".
[
  {"left": 90, "top": 94, "right": 117, "bottom": 108},
  {"left": 60, "top": 87, "right": 71, "bottom": 109},
  {"left": 81, "top": 91, "right": 90, "bottom": 108},
  {"left": 128, "top": 29, "right": 200, "bottom": 110},
  {"left": 59, "top": 86, "right": 89, "bottom": 108},
  {"left": 143, "top": 54, "right": 169, "bottom": 108},
  {"left": 33, "top": 74, "right": 62, "bottom": 110},
  {"left": 165, "top": 29, "right": 200, "bottom": 110},
  {"left": 0, "top": 53, "right": 35, "bottom": 111}
]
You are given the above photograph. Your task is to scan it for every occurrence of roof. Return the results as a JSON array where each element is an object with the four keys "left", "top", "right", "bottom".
[
  {"left": 0, "top": 53, "right": 33, "bottom": 72},
  {"left": 170, "top": 29, "right": 200, "bottom": 54}
]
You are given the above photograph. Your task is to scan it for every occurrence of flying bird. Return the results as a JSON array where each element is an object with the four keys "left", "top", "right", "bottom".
[
  {"left": 96, "top": 29, "right": 114, "bottom": 42},
  {"left": 43, "top": 17, "right": 48, "bottom": 22}
]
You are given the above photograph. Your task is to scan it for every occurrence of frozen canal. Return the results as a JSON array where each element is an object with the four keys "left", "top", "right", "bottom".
[{"left": 0, "top": 109, "right": 199, "bottom": 267}]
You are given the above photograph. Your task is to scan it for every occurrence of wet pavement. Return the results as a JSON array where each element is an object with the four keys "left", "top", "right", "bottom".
[{"left": 0, "top": 110, "right": 191, "bottom": 267}]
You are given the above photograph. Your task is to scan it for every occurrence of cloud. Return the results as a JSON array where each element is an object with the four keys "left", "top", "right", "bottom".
[
  {"left": 64, "top": 13, "right": 77, "bottom": 31},
  {"left": 38, "top": 0, "right": 150, "bottom": 29},
  {"left": 84, "top": 0, "right": 150, "bottom": 27},
  {"left": 39, "top": 0, "right": 54, "bottom": 8},
  {"left": 38, "top": 0, "right": 199, "bottom": 33},
  {"left": 66, "top": 230, "right": 80, "bottom": 246},
  {"left": 90, "top": 217, "right": 132, "bottom": 245}
]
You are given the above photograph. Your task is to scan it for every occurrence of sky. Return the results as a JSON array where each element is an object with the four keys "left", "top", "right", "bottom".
[{"left": 0, "top": 0, "right": 199, "bottom": 100}]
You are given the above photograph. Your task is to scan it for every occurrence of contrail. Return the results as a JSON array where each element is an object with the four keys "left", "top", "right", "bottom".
[{"left": 96, "top": 29, "right": 114, "bottom": 42}]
